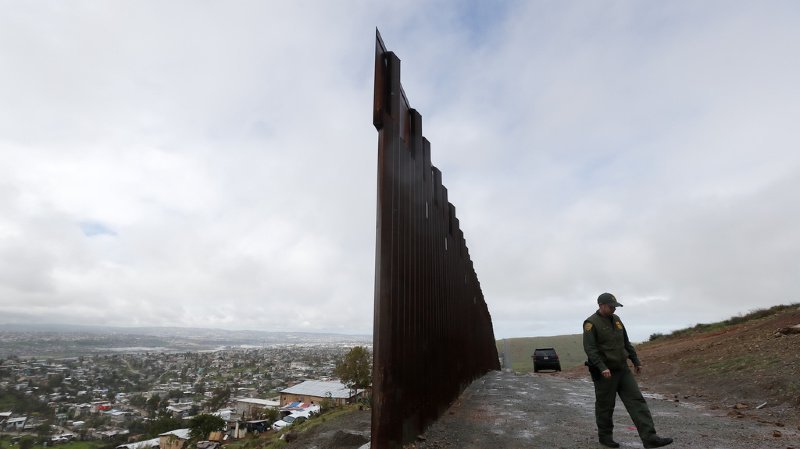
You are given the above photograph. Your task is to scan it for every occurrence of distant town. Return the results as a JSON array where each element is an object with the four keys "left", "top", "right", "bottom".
[{"left": 0, "top": 325, "right": 372, "bottom": 448}]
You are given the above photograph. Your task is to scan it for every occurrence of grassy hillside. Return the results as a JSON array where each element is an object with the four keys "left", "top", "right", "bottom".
[
  {"left": 496, "top": 335, "right": 584, "bottom": 373},
  {"left": 630, "top": 303, "right": 800, "bottom": 423}
]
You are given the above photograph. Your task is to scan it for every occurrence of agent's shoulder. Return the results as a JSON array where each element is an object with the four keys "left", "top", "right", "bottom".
[{"left": 584, "top": 312, "right": 602, "bottom": 323}]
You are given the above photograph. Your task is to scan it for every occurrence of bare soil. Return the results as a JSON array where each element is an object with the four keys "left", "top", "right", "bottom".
[{"left": 628, "top": 305, "right": 800, "bottom": 426}]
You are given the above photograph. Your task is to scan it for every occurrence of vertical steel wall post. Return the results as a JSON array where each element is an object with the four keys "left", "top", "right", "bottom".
[{"left": 371, "top": 30, "right": 500, "bottom": 448}]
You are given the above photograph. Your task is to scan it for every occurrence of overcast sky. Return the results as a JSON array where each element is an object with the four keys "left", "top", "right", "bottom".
[{"left": 2, "top": 1, "right": 799, "bottom": 342}]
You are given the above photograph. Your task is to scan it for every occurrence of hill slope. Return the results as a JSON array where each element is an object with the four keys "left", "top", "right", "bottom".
[
  {"left": 566, "top": 304, "right": 800, "bottom": 424},
  {"left": 636, "top": 304, "right": 800, "bottom": 421},
  {"left": 496, "top": 334, "right": 584, "bottom": 372}
]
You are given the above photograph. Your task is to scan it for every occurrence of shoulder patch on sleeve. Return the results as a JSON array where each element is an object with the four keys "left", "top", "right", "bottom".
[
  {"left": 584, "top": 322, "right": 593, "bottom": 332},
  {"left": 615, "top": 321, "right": 624, "bottom": 330}
]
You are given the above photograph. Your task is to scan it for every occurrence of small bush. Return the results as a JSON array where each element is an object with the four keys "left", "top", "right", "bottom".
[
  {"left": 319, "top": 395, "right": 336, "bottom": 412},
  {"left": 648, "top": 333, "right": 664, "bottom": 342}
]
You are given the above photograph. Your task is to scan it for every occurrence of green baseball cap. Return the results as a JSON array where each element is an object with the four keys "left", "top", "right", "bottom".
[{"left": 597, "top": 292, "right": 623, "bottom": 307}]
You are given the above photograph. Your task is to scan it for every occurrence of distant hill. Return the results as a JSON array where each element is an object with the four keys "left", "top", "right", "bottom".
[{"left": 496, "top": 335, "right": 584, "bottom": 373}]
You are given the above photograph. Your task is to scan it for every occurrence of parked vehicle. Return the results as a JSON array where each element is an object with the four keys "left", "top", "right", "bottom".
[
  {"left": 271, "top": 411, "right": 311, "bottom": 431},
  {"left": 532, "top": 347, "right": 561, "bottom": 372}
]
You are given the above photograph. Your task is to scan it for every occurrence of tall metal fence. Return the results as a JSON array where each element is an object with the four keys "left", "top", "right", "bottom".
[{"left": 371, "top": 30, "right": 500, "bottom": 448}]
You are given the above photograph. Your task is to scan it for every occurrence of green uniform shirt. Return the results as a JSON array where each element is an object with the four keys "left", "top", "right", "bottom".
[{"left": 583, "top": 311, "right": 640, "bottom": 372}]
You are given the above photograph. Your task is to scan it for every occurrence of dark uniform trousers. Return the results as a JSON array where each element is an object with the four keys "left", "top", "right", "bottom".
[{"left": 593, "top": 366, "right": 656, "bottom": 442}]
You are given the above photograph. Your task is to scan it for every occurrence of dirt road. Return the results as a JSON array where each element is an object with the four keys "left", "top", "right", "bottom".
[{"left": 411, "top": 370, "right": 798, "bottom": 449}]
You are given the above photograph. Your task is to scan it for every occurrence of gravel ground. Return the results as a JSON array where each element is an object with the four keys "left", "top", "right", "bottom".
[{"left": 409, "top": 370, "right": 799, "bottom": 449}]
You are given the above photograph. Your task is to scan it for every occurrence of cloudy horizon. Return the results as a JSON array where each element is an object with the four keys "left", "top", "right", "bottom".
[{"left": 2, "top": 1, "right": 799, "bottom": 343}]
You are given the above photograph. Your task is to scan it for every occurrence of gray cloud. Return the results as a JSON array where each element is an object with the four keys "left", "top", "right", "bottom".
[{"left": 1, "top": 1, "right": 799, "bottom": 342}]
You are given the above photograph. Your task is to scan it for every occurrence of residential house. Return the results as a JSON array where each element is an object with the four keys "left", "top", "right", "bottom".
[
  {"left": 211, "top": 409, "right": 234, "bottom": 421},
  {"left": 159, "top": 429, "right": 191, "bottom": 449},
  {"left": 4, "top": 416, "right": 27, "bottom": 431},
  {"left": 0, "top": 411, "right": 11, "bottom": 427},
  {"left": 165, "top": 405, "right": 187, "bottom": 418},
  {"left": 116, "top": 437, "right": 159, "bottom": 449},
  {"left": 279, "top": 380, "right": 361, "bottom": 407},
  {"left": 94, "top": 430, "right": 130, "bottom": 440},
  {"left": 104, "top": 409, "right": 132, "bottom": 423},
  {"left": 232, "top": 398, "right": 279, "bottom": 419}
]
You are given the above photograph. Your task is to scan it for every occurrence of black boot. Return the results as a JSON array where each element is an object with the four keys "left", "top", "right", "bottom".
[
  {"left": 643, "top": 436, "right": 673, "bottom": 448},
  {"left": 599, "top": 438, "right": 620, "bottom": 448}
]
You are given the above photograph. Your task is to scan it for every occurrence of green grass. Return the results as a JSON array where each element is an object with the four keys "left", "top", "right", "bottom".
[
  {"left": 704, "top": 354, "right": 756, "bottom": 374},
  {"left": 0, "top": 438, "right": 106, "bottom": 449},
  {"left": 496, "top": 334, "right": 584, "bottom": 373},
  {"left": 56, "top": 442, "right": 106, "bottom": 449},
  {"left": 702, "top": 351, "right": 785, "bottom": 376},
  {"left": 650, "top": 303, "right": 799, "bottom": 341}
]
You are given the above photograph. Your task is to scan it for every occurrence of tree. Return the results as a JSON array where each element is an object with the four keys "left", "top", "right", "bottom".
[
  {"left": 206, "top": 387, "right": 230, "bottom": 411},
  {"left": 319, "top": 392, "right": 335, "bottom": 412},
  {"left": 146, "top": 394, "right": 162, "bottom": 417},
  {"left": 19, "top": 436, "right": 35, "bottom": 449},
  {"left": 259, "top": 407, "right": 279, "bottom": 423},
  {"left": 47, "top": 374, "right": 64, "bottom": 391},
  {"left": 188, "top": 414, "right": 225, "bottom": 441},
  {"left": 168, "top": 389, "right": 183, "bottom": 400},
  {"left": 1, "top": 386, "right": 52, "bottom": 416},
  {"left": 35, "top": 421, "right": 52, "bottom": 441},
  {"left": 100, "top": 434, "right": 128, "bottom": 449},
  {"left": 129, "top": 394, "right": 147, "bottom": 408},
  {"left": 334, "top": 346, "right": 372, "bottom": 393},
  {"left": 146, "top": 416, "right": 183, "bottom": 438}
]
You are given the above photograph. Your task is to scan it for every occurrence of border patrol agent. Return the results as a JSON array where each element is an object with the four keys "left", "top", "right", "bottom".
[{"left": 583, "top": 293, "right": 673, "bottom": 448}]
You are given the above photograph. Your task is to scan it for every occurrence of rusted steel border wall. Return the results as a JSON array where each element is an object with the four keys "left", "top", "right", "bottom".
[{"left": 371, "top": 30, "right": 500, "bottom": 448}]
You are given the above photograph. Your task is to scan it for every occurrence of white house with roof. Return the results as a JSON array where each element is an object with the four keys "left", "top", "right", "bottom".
[
  {"left": 211, "top": 408, "right": 234, "bottom": 421},
  {"left": 159, "top": 429, "right": 191, "bottom": 449},
  {"left": 4, "top": 416, "right": 27, "bottom": 431},
  {"left": 279, "top": 380, "right": 362, "bottom": 407},
  {"left": 232, "top": 398, "right": 279, "bottom": 419},
  {"left": 116, "top": 436, "right": 160, "bottom": 449}
]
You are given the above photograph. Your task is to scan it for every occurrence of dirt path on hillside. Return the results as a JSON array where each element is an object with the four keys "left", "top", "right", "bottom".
[{"left": 409, "top": 370, "right": 799, "bottom": 449}]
